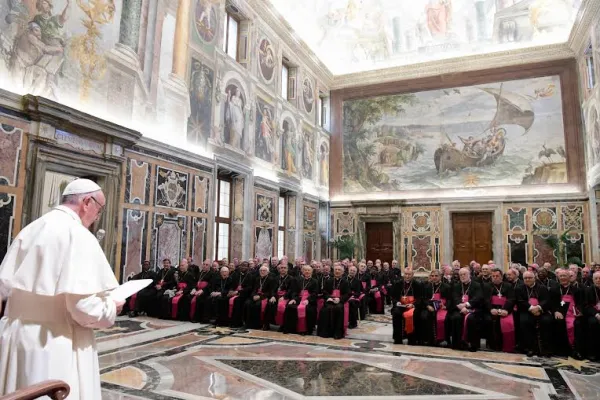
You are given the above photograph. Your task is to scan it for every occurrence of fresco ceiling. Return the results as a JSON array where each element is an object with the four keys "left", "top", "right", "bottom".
[{"left": 268, "top": 0, "right": 583, "bottom": 75}]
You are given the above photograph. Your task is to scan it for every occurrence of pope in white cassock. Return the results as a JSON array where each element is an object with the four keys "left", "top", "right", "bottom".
[{"left": 0, "top": 179, "right": 124, "bottom": 399}]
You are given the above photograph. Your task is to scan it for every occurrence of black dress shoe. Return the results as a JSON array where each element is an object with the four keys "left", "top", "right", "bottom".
[
  {"left": 573, "top": 352, "right": 583, "bottom": 360},
  {"left": 526, "top": 351, "right": 534, "bottom": 358}
]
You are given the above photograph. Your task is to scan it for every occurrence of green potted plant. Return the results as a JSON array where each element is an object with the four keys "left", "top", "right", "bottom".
[
  {"left": 535, "top": 229, "right": 582, "bottom": 267},
  {"left": 330, "top": 235, "right": 356, "bottom": 260}
]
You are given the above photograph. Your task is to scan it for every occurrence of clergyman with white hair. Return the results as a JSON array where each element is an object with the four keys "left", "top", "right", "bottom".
[{"left": 0, "top": 178, "right": 124, "bottom": 399}]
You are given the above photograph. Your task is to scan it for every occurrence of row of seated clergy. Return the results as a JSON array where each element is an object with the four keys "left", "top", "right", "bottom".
[
  {"left": 394, "top": 266, "right": 597, "bottom": 359},
  {"left": 125, "top": 260, "right": 357, "bottom": 339}
]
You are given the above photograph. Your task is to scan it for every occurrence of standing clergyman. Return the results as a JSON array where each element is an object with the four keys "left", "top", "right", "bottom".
[{"left": 0, "top": 179, "right": 123, "bottom": 399}]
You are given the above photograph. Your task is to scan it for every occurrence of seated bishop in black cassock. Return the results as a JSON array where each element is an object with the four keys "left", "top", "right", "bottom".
[
  {"left": 265, "top": 265, "right": 298, "bottom": 330},
  {"left": 228, "top": 263, "right": 254, "bottom": 328},
  {"left": 418, "top": 270, "right": 452, "bottom": 346},
  {"left": 209, "top": 267, "right": 234, "bottom": 327},
  {"left": 189, "top": 264, "right": 214, "bottom": 323},
  {"left": 391, "top": 268, "right": 422, "bottom": 345},
  {"left": 483, "top": 269, "right": 516, "bottom": 353},
  {"left": 516, "top": 271, "right": 553, "bottom": 357},
  {"left": 549, "top": 269, "right": 585, "bottom": 359},
  {"left": 449, "top": 268, "right": 484, "bottom": 352},
  {"left": 346, "top": 266, "right": 367, "bottom": 329},
  {"left": 159, "top": 259, "right": 197, "bottom": 320},
  {"left": 584, "top": 273, "right": 600, "bottom": 360},
  {"left": 148, "top": 259, "right": 176, "bottom": 317},
  {"left": 282, "top": 267, "right": 318, "bottom": 334},
  {"left": 317, "top": 264, "right": 350, "bottom": 339},
  {"left": 245, "top": 265, "right": 275, "bottom": 329},
  {"left": 125, "top": 260, "right": 157, "bottom": 317}
]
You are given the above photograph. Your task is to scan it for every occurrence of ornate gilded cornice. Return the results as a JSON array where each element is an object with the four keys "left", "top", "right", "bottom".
[{"left": 331, "top": 44, "right": 575, "bottom": 90}]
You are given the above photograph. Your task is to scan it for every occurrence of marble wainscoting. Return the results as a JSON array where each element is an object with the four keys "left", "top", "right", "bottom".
[{"left": 96, "top": 316, "right": 600, "bottom": 399}]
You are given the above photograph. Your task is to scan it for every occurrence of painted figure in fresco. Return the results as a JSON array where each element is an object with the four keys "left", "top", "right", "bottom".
[
  {"left": 256, "top": 105, "right": 274, "bottom": 161},
  {"left": 194, "top": 0, "right": 218, "bottom": 42},
  {"left": 303, "top": 79, "right": 314, "bottom": 113},
  {"left": 281, "top": 120, "right": 297, "bottom": 174},
  {"left": 302, "top": 133, "right": 314, "bottom": 179},
  {"left": 425, "top": 0, "right": 452, "bottom": 37},
  {"left": 319, "top": 143, "right": 329, "bottom": 186},
  {"left": 224, "top": 86, "right": 245, "bottom": 149},
  {"left": 9, "top": 22, "right": 63, "bottom": 97},
  {"left": 187, "top": 61, "right": 213, "bottom": 144},
  {"left": 2, "top": 0, "right": 29, "bottom": 49},
  {"left": 33, "top": 0, "right": 70, "bottom": 47},
  {"left": 258, "top": 38, "right": 275, "bottom": 82}
]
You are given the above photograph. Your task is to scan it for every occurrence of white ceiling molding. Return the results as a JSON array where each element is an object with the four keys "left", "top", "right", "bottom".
[{"left": 331, "top": 43, "right": 575, "bottom": 90}]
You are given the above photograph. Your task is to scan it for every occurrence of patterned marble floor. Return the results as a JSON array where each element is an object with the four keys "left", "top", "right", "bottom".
[{"left": 97, "top": 316, "right": 600, "bottom": 399}]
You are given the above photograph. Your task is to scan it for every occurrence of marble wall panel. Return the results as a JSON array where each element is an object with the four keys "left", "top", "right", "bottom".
[
  {"left": 0, "top": 124, "right": 23, "bottom": 187},
  {"left": 503, "top": 202, "right": 589, "bottom": 266},
  {"left": 253, "top": 187, "right": 278, "bottom": 259},
  {"left": 0, "top": 193, "right": 15, "bottom": 263},
  {"left": 126, "top": 159, "right": 150, "bottom": 205},
  {"left": 192, "top": 175, "right": 210, "bottom": 213},
  {"left": 400, "top": 207, "right": 441, "bottom": 273},
  {"left": 152, "top": 213, "right": 186, "bottom": 268},
  {"left": 232, "top": 177, "right": 244, "bottom": 222},
  {"left": 303, "top": 204, "right": 317, "bottom": 231},
  {"left": 120, "top": 209, "right": 148, "bottom": 280},
  {"left": 191, "top": 217, "right": 207, "bottom": 265},
  {"left": 155, "top": 167, "right": 189, "bottom": 210},
  {"left": 231, "top": 223, "right": 244, "bottom": 261}
]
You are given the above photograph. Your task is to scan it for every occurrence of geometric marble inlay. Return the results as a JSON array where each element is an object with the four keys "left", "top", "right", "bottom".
[{"left": 220, "top": 359, "right": 477, "bottom": 396}]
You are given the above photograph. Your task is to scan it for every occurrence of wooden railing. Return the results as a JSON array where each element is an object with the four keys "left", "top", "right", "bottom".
[{"left": 0, "top": 380, "right": 70, "bottom": 400}]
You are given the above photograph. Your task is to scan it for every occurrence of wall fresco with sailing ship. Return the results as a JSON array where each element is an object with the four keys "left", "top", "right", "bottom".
[{"left": 342, "top": 75, "right": 567, "bottom": 193}]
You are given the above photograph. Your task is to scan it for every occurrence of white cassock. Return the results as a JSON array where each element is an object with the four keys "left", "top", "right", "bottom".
[{"left": 0, "top": 206, "right": 118, "bottom": 399}]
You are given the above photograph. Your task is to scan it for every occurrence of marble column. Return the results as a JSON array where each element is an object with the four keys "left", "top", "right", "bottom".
[
  {"left": 119, "top": 0, "right": 143, "bottom": 52},
  {"left": 172, "top": 0, "right": 191, "bottom": 79},
  {"left": 474, "top": 1, "right": 487, "bottom": 41}
]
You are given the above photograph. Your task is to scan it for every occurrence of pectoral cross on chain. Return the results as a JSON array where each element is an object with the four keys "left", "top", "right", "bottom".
[
  {"left": 560, "top": 300, "right": 565, "bottom": 307},
  {"left": 498, "top": 293, "right": 502, "bottom": 298}
]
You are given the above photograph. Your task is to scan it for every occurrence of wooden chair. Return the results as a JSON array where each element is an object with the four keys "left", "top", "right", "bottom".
[{"left": 0, "top": 380, "right": 70, "bottom": 400}]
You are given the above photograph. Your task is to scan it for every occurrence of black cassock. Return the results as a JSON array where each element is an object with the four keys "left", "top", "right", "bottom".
[
  {"left": 317, "top": 277, "right": 350, "bottom": 339},
  {"left": 159, "top": 270, "right": 197, "bottom": 320},
  {"left": 244, "top": 275, "right": 276, "bottom": 329},
  {"left": 209, "top": 276, "right": 234, "bottom": 326},
  {"left": 449, "top": 280, "right": 483, "bottom": 350},
  {"left": 265, "top": 274, "right": 298, "bottom": 328},
  {"left": 483, "top": 282, "right": 516, "bottom": 352},
  {"left": 516, "top": 283, "right": 552, "bottom": 356},
  {"left": 316, "top": 273, "right": 332, "bottom": 319},
  {"left": 391, "top": 279, "right": 423, "bottom": 345},
  {"left": 228, "top": 271, "right": 254, "bottom": 328},
  {"left": 368, "top": 272, "right": 385, "bottom": 314},
  {"left": 190, "top": 270, "right": 215, "bottom": 323},
  {"left": 150, "top": 268, "right": 177, "bottom": 317},
  {"left": 124, "top": 269, "right": 157, "bottom": 315},
  {"left": 282, "top": 277, "right": 318, "bottom": 334},
  {"left": 418, "top": 282, "right": 452, "bottom": 345},
  {"left": 584, "top": 286, "right": 600, "bottom": 359},
  {"left": 346, "top": 275, "right": 367, "bottom": 328},
  {"left": 549, "top": 284, "right": 585, "bottom": 357}
]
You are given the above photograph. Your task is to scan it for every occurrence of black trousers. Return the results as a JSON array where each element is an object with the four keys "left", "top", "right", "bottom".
[{"left": 519, "top": 311, "right": 553, "bottom": 355}]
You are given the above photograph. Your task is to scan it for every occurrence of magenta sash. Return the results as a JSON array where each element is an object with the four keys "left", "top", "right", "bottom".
[
  {"left": 361, "top": 281, "right": 367, "bottom": 290},
  {"left": 332, "top": 289, "right": 349, "bottom": 336},
  {"left": 371, "top": 279, "right": 383, "bottom": 313},
  {"left": 189, "top": 281, "right": 209, "bottom": 320},
  {"left": 171, "top": 283, "right": 187, "bottom": 319},
  {"left": 562, "top": 294, "right": 576, "bottom": 347},
  {"left": 528, "top": 297, "right": 539, "bottom": 307},
  {"left": 491, "top": 295, "right": 515, "bottom": 352},
  {"left": 275, "top": 290, "right": 288, "bottom": 326},
  {"left": 461, "top": 294, "right": 471, "bottom": 341},
  {"left": 381, "top": 285, "right": 388, "bottom": 296},
  {"left": 228, "top": 285, "right": 242, "bottom": 319},
  {"left": 297, "top": 290, "right": 310, "bottom": 333},
  {"left": 432, "top": 293, "right": 447, "bottom": 341},
  {"left": 128, "top": 294, "right": 137, "bottom": 311}
]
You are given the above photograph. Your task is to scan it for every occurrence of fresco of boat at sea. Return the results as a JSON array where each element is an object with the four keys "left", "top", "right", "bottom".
[{"left": 342, "top": 75, "right": 567, "bottom": 193}]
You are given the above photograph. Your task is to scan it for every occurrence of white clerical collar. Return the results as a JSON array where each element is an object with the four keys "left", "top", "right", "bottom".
[{"left": 54, "top": 205, "right": 82, "bottom": 224}]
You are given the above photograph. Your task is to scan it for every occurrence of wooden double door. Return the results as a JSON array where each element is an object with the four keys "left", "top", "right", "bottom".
[
  {"left": 365, "top": 222, "right": 394, "bottom": 263},
  {"left": 452, "top": 212, "right": 493, "bottom": 265}
]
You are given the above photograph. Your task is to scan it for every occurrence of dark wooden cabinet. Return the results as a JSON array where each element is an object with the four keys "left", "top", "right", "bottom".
[
  {"left": 366, "top": 222, "right": 394, "bottom": 263},
  {"left": 452, "top": 213, "right": 493, "bottom": 265}
]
